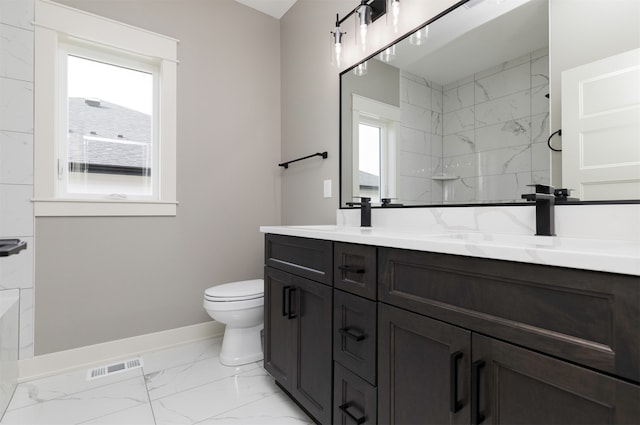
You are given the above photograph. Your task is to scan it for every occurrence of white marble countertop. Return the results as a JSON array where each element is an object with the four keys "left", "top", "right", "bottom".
[{"left": 259, "top": 224, "right": 640, "bottom": 276}]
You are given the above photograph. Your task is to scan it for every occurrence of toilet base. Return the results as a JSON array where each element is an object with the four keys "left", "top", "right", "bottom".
[{"left": 219, "top": 323, "right": 264, "bottom": 366}]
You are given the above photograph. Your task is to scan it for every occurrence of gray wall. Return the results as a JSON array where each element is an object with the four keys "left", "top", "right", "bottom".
[
  {"left": 280, "top": 0, "right": 459, "bottom": 224},
  {"left": 35, "top": 0, "right": 281, "bottom": 354}
]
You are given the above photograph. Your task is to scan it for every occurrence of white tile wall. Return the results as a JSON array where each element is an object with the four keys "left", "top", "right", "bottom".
[
  {"left": 442, "top": 48, "right": 550, "bottom": 203},
  {"left": 0, "top": 0, "right": 35, "bottom": 361}
]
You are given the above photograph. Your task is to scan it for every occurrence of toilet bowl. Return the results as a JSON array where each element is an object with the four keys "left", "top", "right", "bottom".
[{"left": 203, "top": 279, "right": 264, "bottom": 366}]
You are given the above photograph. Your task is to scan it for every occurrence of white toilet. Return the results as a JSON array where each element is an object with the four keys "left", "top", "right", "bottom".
[{"left": 203, "top": 279, "right": 264, "bottom": 366}]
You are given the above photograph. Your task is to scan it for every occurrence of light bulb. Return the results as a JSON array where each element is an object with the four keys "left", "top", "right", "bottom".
[
  {"left": 356, "top": 2, "right": 372, "bottom": 51},
  {"left": 330, "top": 14, "right": 345, "bottom": 67},
  {"left": 390, "top": 0, "right": 400, "bottom": 32},
  {"left": 379, "top": 45, "right": 396, "bottom": 62},
  {"left": 409, "top": 26, "right": 429, "bottom": 46},
  {"left": 353, "top": 62, "right": 368, "bottom": 76},
  {"left": 359, "top": 23, "right": 368, "bottom": 50}
]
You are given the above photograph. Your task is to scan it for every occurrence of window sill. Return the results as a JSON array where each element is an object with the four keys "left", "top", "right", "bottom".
[{"left": 33, "top": 199, "right": 178, "bottom": 217}]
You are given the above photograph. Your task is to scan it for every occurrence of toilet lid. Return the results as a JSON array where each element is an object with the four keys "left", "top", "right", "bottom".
[{"left": 205, "top": 279, "right": 264, "bottom": 301}]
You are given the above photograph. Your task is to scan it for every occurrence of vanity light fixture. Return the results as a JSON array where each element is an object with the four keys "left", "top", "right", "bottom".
[
  {"left": 330, "top": 0, "right": 388, "bottom": 62},
  {"left": 409, "top": 25, "right": 429, "bottom": 46},
  {"left": 330, "top": 14, "right": 346, "bottom": 67}
]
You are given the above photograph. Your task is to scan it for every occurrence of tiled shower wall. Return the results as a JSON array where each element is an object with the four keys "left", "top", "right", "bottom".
[
  {"left": 0, "top": 0, "right": 35, "bottom": 359},
  {"left": 398, "top": 47, "right": 550, "bottom": 204}
]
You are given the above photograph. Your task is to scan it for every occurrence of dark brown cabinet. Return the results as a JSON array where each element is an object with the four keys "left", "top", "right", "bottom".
[
  {"left": 264, "top": 234, "right": 639, "bottom": 425},
  {"left": 264, "top": 235, "right": 333, "bottom": 425},
  {"left": 378, "top": 303, "right": 470, "bottom": 425},
  {"left": 472, "top": 334, "right": 640, "bottom": 424}
]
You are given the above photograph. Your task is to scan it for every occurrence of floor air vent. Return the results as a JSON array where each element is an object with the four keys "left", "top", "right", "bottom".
[{"left": 87, "top": 357, "right": 143, "bottom": 380}]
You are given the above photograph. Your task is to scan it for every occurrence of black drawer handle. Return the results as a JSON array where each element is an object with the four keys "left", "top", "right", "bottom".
[
  {"left": 339, "top": 402, "right": 366, "bottom": 425},
  {"left": 339, "top": 327, "right": 366, "bottom": 342},
  {"left": 338, "top": 265, "right": 365, "bottom": 274},
  {"left": 450, "top": 351, "right": 463, "bottom": 413},
  {"left": 471, "top": 360, "right": 485, "bottom": 425},
  {"left": 287, "top": 287, "right": 297, "bottom": 320},
  {"left": 282, "top": 286, "right": 291, "bottom": 317}
]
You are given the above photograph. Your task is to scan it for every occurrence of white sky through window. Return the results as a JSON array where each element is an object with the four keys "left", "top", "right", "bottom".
[{"left": 67, "top": 55, "right": 153, "bottom": 115}]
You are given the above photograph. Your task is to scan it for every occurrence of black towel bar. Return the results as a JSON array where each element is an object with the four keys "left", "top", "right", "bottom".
[{"left": 279, "top": 152, "right": 327, "bottom": 169}]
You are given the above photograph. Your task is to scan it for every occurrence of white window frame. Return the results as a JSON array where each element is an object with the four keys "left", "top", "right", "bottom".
[
  {"left": 352, "top": 94, "right": 400, "bottom": 201},
  {"left": 34, "top": 0, "right": 178, "bottom": 216}
]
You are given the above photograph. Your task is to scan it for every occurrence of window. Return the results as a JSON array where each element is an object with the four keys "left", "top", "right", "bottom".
[
  {"left": 34, "top": 0, "right": 178, "bottom": 216},
  {"left": 352, "top": 95, "right": 400, "bottom": 203}
]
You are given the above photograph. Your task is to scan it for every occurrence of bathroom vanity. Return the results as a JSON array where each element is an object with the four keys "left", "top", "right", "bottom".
[{"left": 261, "top": 224, "right": 640, "bottom": 424}]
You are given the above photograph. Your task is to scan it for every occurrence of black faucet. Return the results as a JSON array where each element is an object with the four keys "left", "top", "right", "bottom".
[
  {"left": 346, "top": 197, "right": 371, "bottom": 227},
  {"left": 381, "top": 198, "right": 404, "bottom": 208},
  {"left": 521, "top": 184, "right": 556, "bottom": 236}
]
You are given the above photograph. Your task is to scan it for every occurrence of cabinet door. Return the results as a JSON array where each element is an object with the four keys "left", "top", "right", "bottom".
[
  {"left": 378, "top": 303, "right": 471, "bottom": 425},
  {"left": 264, "top": 267, "right": 295, "bottom": 387},
  {"left": 472, "top": 334, "right": 640, "bottom": 424},
  {"left": 290, "top": 274, "right": 333, "bottom": 425}
]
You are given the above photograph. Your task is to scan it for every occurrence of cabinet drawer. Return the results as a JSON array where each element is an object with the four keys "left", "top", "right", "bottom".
[
  {"left": 334, "top": 362, "right": 377, "bottom": 425},
  {"left": 265, "top": 234, "right": 332, "bottom": 285},
  {"left": 334, "top": 289, "right": 377, "bottom": 385},
  {"left": 379, "top": 247, "right": 640, "bottom": 382},
  {"left": 334, "top": 242, "right": 376, "bottom": 300}
]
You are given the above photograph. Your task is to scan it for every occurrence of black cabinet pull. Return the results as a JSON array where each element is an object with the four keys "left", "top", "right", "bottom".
[
  {"left": 339, "top": 401, "right": 366, "bottom": 424},
  {"left": 282, "top": 286, "right": 291, "bottom": 317},
  {"left": 450, "top": 351, "right": 463, "bottom": 413},
  {"left": 471, "top": 360, "right": 485, "bottom": 425},
  {"left": 339, "top": 327, "right": 366, "bottom": 342},
  {"left": 287, "top": 287, "right": 297, "bottom": 320},
  {"left": 338, "top": 265, "right": 365, "bottom": 274}
]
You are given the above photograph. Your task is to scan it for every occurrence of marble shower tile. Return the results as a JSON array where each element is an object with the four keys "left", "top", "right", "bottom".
[
  {"left": 443, "top": 107, "right": 474, "bottom": 135},
  {"left": 477, "top": 145, "right": 532, "bottom": 176},
  {"left": 443, "top": 130, "right": 475, "bottom": 157},
  {"left": 0, "top": 0, "right": 34, "bottom": 29},
  {"left": 0, "top": 183, "right": 33, "bottom": 237},
  {"left": 531, "top": 140, "right": 550, "bottom": 172},
  {"left": 443, "top": 82, "right": 474, "bottom": 113},
  {"left": 145, "top": 355, "right": 260, "bottom": 401},
  {"left": 0, "top": 236, "right": 32, "bottom": 290},
  {"left": 532, "top": 84, "right": 550, "bottom": 116},
  {"left": 0, "top": 23, "right": 33, "bottom": 81},
  {"left": 475, "top": 119, "right": 531, "bottom": 152},
  {"left": 0, "top": 130, "right": 33, "bottom": 184},
  {"left": 432, "top": 111, "right": 442, "bottom": 136},
  {"left": 475, "top": 90, "right": 531, "bottom": 127},
  {"left": 531, "top": 54, "right": 549, "bottom": 87},
  {"left": 431, "top": 134, "right": 443, "bottom": 158},
  {"left": 18, "top": 287, "right": 33, "bottom": 359},
  {"left": 444, "top": 177, "right": 476, "bottom": 204},
  {"left": 151, "top": 368, "right": 279, "bottom": 425},
  {"left": 442, "top": 153, "right": 476, "bottom": 179},
  {"left": 475, "top": 62, "right": 530, "bottom": 103},
  {"left": 531, "top": 113, "right": 550, "bottom": 143},
  {"left": 0, "top": 77, "right": 32, "bottom": 133},
  {"left": 474, "top": 53, "right": 530, "bottom": 81},
  {"left": 477, "top": 173, "right": 531, "bottom": 203},
  {"left": 397, "top": 175, "right": 432, "bottom": 204},
  {"left": 404, "top": 78, "right": 431, "bottom": 110},
  {"left": 196, "top": 391, "right": 313, "bottom": 424},
  {"left": 398, "top": 150, "right": 432, "bottom": 178},
  {"left": 1, "top": 376, "right": 149, "bottom": 424},
  {"left": 400, "top": 101, "right": 431, "bottom": 132},
  {"left": 431, "top": 88, "right": 443, "bottom": 113},
  {"left": 399, "top": 126, "right": 428, "bottom": 155}
]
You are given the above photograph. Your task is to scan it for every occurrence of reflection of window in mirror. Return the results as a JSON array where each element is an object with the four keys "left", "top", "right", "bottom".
[
  {"left": 358, "top": 121, "right": 382, "bottom": 202},
  {"left": 352, "top": 95, "right": 400, "bottom": 204}
]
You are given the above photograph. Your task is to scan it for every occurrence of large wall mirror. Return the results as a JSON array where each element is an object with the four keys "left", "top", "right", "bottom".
[{"left": 340, "top": 0, "right": 639, "bottom": 207}]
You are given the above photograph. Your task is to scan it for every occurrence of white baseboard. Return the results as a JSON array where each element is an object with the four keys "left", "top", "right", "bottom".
[{"left": 18, "top": 321, "right": 225, "bottom": 382}]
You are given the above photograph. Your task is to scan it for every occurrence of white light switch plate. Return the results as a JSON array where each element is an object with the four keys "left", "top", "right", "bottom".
[{"left": 323, "top": 179, "right": 332, "bottom": 198}]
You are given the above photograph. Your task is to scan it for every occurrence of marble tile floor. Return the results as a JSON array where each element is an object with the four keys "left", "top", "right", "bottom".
[{"left": 1, "top": 337, "right": 314, "bottom": 425}]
